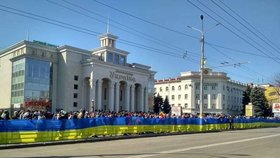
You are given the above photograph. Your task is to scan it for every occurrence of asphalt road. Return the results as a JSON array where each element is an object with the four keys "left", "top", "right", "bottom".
[{"left": 1, "top": 127, "right": 280, "bottom": 158}]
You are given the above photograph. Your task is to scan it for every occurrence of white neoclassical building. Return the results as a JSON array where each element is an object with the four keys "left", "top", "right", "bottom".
[
  {"left": 0, "top": 32, "right": 155, "bottom": 112},
  {"left": 155, "top": 69, "right": 246, "bottom": 115}
]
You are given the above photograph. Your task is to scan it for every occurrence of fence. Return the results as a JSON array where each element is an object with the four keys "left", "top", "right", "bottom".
[{"left": 0, "top": 117, "right": 280, "bottom": 144}]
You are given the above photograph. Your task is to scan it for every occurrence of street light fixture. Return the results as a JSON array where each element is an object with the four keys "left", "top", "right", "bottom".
[{"left": 187, "top": 15, "right": 205, "bottom": 118}]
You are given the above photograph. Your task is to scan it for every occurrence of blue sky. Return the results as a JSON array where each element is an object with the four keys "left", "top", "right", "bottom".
[{"left": 1, "top": 0, "right": 280, "bottom": 84}]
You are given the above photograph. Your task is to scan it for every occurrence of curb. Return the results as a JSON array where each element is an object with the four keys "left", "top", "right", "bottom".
[{"left": 0, "top": 130, "right": 222, "bottom": 150}]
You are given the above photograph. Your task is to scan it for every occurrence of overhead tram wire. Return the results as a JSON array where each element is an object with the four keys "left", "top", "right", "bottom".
[
  {"left": 209, "top": 45, "right": 269, "bottom": 81},
  {"left": 46, "top": 0, "right": 200, "bottom": 59},
  {"left": 187, "top": 0, "right": 280, "bottom": 65},
  {"left": 91, "top": 0, "right": 278, "bottom": 62},
  {"left": 218, "top": 0, "right": 280, "bottom": 52},
  {"left": 58, "top": 0, "right": 189, "bottom": 54},
  {"left": 92, "top": 0, "right": 199, "bottom": 40},
  {"left": 211, "top": 0, "right": 280, "bottom": 56},
  {"left": 195, "top": 0, "right": 280, "bottom": 62},
  {"left": 0, "top": 4, "right": 190, "bottom": 60},
  {"left": 205, "top": 43, "right": 272, "bottom": 59},
  {"left": 0, "top": 8, "right": 99, "bottom": 36}
]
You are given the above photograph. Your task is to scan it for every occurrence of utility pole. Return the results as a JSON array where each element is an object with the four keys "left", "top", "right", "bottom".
[
  {"left": 199, "top": 15, "right": 205, "bottom": 118},
  {"left": 188, "top": 15, "right": 205, "bottom": 118}
]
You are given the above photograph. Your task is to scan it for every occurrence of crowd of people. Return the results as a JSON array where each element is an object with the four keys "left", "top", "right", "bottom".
[{"left": 0, "top": 108, "right": 259, "bottom": 121}]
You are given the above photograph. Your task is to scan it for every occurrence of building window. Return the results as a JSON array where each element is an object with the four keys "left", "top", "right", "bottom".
[
  {"left": 222, "top": 95, "right": 225, "bottom": 101},
  {"left": 178, "top": 104, "right": 181, "bottom": 107},
  {"left": 178, "top": 85, "right": 181, "bottom": 91},
  {"left": 212, "top": 94, "right": 216, "bottom": 99},
  {"left": 119, "top": 56, "right": 125, "bottom": 65},
  {"left": 185, "top": 94, "right": 188, "bottom": 99},
  {"left": 166, "top": 86, "right": 169, "bottom": 91},
  {"left": 74, "top": 84, "right": 78, "bottom": 89},
  {"left": 204, "top": 85, "right": 207, "bottom": 90},
  {"left": 160, "top": 87, "right": 162, "bottom": 92},
  {"left": 73, "top": 102, "right": 77, "bottom": 107},
  {"left": 74, "top": 75, "right": 78, "bottom": 81},
  {"left": 178, "top": 95, "right": 181, "bottom": 100},
  {"left": 195, "top": 85, "right": 199, "bottom": 90},
  {"left": 195, "top": 94, "right": 199, "bottom": 99},
  {"left": 172, "top": 86, "right": 175, "bottom": 91},
  {"left": 184, "top": 103, "right": 188, "bottom": 108},
  {"left": 172, "top": 95, "right": 175, "bottom": 100},
  {"left": 203, "top": 94, "right": 208, "bottom": 99},
  {"left": 73, "top": 93, "right": 78, "bottom": 98},
  {"left": 108, "top": 52, "right": 113, "bottom": 62},
  {"left": 185, "top": 84, "right": 188, "bottom": 90},
  {"left": 212, "top": 86, "right": 216, "bottom": 90},
  {"left": 114, "top": 54, "right": 119, "bottom": 64}
]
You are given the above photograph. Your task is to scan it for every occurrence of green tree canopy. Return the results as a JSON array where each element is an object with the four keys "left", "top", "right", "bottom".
[
  {"left": 250, "top": 87, "right": 270, "bottom": 116},
  {"left": 162, "top": 96, "right": 171, "bottom": 114},
  {"left": 153, "top": 93, "right": 163, "bottom": 113},
  {"left": 242, "top": 85, "right": 252, "bottom": 115}
]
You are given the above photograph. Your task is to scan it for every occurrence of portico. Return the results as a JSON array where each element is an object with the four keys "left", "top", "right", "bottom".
[{"left": 88, "top": 76, "right": 147, "bottom": 112}]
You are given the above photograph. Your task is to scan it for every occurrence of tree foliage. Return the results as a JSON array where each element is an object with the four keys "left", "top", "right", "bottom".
[
  {"left": 250, "top": 87, "right": 271, "bottom": 116},
  {"left": 242, "top": 85, "right": 252, "bottom": 115},
  {"left": 162, "top": 96, "right": 171, "bottom": 114},
  {"left": 153, "top": 93, "right": 163, "bottom": 113}
]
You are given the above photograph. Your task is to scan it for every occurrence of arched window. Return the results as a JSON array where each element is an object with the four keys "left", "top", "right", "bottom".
[
  {"left": 172, "top": 86, "right": 175, "bottom": 91},
  {"left": 185, "top": 84, "right": 188, "bottom": 90},
  {"left": 178, "top": 85, "right": 181, "bottom": 90}
]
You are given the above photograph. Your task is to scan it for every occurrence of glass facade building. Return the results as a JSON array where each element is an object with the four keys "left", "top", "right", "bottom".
[{"left": 11, "top": 58, "right": 52, "bottom": 107}]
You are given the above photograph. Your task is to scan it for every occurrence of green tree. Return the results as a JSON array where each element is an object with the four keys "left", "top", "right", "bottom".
[
  {"left": 153, "top": 93, "right": 163, "bottom": 113},
  {"left": 242, "top": 85, "right": 252, "bottom": 115},
  {"left": 250, "top": 87, "right": 270, "bottom": 116},
  {"left": 162, "top": 96, "right": 171, "bottom": 114}
]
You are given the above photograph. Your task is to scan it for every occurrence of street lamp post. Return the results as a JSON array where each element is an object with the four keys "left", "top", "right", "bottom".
[
  {"left": 199, "top": 15, "right": 205, "bottom": 118},
  {"left": 188, "top": 15, "right": 205, "bottom": 118}
]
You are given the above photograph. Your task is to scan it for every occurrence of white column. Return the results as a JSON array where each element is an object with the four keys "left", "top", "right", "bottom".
[
  {"left": 208, "top": 94, "right": 211, "bottom": 109},
  {"left": 139, "top": 86, "right": 144, "bottom": 112},
  {"left": 89, "top": 74, "right": 96, "bottom": 112},
  {"left": 115, "top": 82, "right": 120, "bottom": 112},
  {"left": 144, "top": 87, "right": 148, "bottom": 112},
  {"left": 125, "top": 84, "right": 130, "bottom": 111},
  {"left": 97, "top": 79, "right": 102, "bottom": 110},
  {"left": 109, "top": 81, "right": 114, "bottom": 111},
  {"left": 131, "top": 84, "right": 135, "bottom": 112}
]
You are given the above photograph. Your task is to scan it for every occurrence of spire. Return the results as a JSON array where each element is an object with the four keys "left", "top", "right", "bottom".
[{"left": 106, "top": 17, "right": 110, "bottom": 33}]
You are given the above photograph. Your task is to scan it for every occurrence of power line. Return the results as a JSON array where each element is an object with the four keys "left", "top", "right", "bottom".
[
  {"left": 92, "top": 0, "right": 199, "bottom": 40},
  {"left": 218, "top": 0, "right": 280, "bottom": 53},
  {"left": 209, "top": 44, "right": 269, "bottom": 80},
  {"left": 0, "top": 7, "right": 99, "bottom": 36},
  {"left": 46, "top": 0, "right": 198, "bottom": 58},
  {"left": 187, "top": 0, "right": 280, "bottom": 64},
  {"left": 196, "top": 0, "right": 280, "bottom": 61},
  {"left": 91, "top": 0, "right": 278, "bottom": 62},
  {"left": 0, "top": 4, "right": 190, "bottom": 60},
  {"left": 211, "top": 0, "right": 280, "bottom": 56},
  {"left": 205, "top": 42, "right": 272, "bottom": 59}
]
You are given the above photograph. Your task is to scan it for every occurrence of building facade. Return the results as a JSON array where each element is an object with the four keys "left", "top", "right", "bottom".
[
  {"left": 155, "top": 69, "right": 246, "bottom": 115},
  {"left": 0, "top": 32, "right": 155, "bottom": 112}
]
